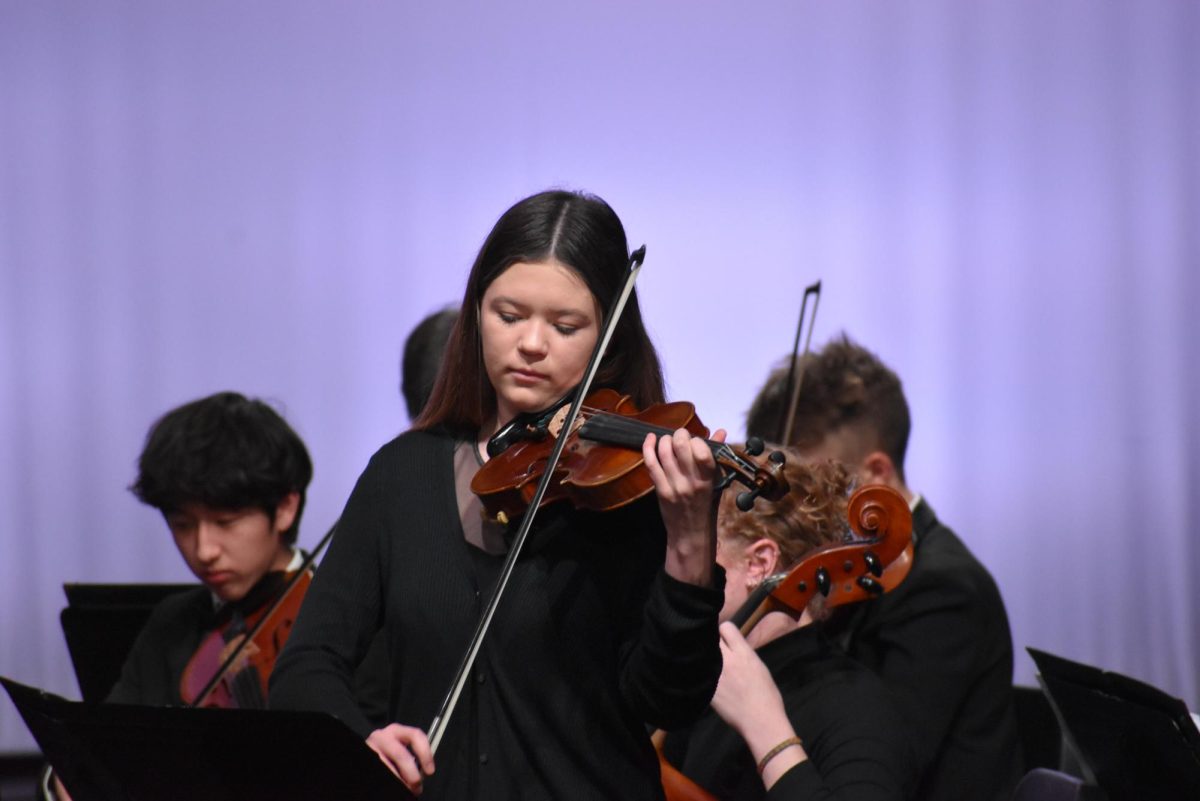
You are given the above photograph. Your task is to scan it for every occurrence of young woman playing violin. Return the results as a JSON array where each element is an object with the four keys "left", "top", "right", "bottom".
[
  {"left": 269, "top": 190, "right": 729, "bottom": 800},
  {"left": 660, "top": 455, "right": 916, "bottom": 801}
]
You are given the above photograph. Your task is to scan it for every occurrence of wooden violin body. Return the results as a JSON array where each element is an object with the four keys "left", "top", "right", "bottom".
[{"left": 179, "top": 569, "right": 311, "bottom": 708}]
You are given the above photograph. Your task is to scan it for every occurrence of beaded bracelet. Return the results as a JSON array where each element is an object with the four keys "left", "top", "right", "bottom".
[{"left": 756, "top": 736, "right": 804, "bottom": 774}]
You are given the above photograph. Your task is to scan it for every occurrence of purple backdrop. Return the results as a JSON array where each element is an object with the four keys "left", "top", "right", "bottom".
[{"left": 2, "top": 1, "right": 1198, "bottom": 753}]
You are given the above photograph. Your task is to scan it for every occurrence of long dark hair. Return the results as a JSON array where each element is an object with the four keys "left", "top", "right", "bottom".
[{"left": 414, "top": 190, "right": 665, "bottom": 435}]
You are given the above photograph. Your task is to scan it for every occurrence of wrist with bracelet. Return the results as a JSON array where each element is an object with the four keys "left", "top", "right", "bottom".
[{"left": 756, "top": 736, "right": 804, "bottom": 775}]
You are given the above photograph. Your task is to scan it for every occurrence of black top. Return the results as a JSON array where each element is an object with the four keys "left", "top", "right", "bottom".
[
  {"left": 825, "top": 499, "right": 1022, "bottom": 801},
  {"left": 105, "top": 570, "right": 390, "bottom": 725},
  {"left": 269, "top": 429, "right": 725, "bottom": 801},
  {"left": 105, "top": 585, "right": 215, "bottom": 706},
  {"left": 663, "top": 625, "right": 915, "bottom": 801}
]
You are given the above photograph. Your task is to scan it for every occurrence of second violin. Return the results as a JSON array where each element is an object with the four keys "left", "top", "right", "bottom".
[{"left": 179, "top": 567, "right": 311, "bottom": 708}]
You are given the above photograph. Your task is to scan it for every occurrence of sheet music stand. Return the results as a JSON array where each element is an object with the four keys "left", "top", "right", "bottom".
[
  {"left": 60, "top": 583, "right": 195, "bottom": 702},
  {"left": 2, "top": 677, "right": 412, "bottom": 801},
  {"left": 1028, "top": 647, "right": 1200, "bottom": 801}
]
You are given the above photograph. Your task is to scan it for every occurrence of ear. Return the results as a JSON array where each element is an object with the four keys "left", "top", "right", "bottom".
[
  {"left": 743, "top": 538, "right": 782, "bottom": 586},
  {"left": 272, "top": 492, "right": 301, "bottom": 537},
  {"left": 860, "top": 451, "right": 898, "bottom": 487}
]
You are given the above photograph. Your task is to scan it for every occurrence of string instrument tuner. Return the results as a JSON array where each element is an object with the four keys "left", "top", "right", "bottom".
[
  {"left": 857, "top": 575, "right": 884, "bottom": 595},
  {"left": 734, "top": 448, "right": 785, "bottom": 511},
  {"left": 815, "top": 566, "right": 832, "bottom": 597}
]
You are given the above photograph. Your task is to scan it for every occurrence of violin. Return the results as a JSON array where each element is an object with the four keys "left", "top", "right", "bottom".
[
  {"left": 178, "top": 518, "right": 338, "bottom": 708},
  {"left": 471, "top": 388, "right": 790, "bottom": 523},
  {"left": 654, "top": 483, "right": 914, "bottom": 801},
  {"left": 179, "top": 567, "right": 312, "bottom": 708}
]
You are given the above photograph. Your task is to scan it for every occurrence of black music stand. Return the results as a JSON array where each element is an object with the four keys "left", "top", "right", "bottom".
[
  {"left": 2, "top": 677, "right": 413, "bottom": 801},
  {"left": 1028, "top": 647, "right": 1200, "bottom": 801},
  {"left": 60, "top": 583, "right": 194, "bottom": 702}
]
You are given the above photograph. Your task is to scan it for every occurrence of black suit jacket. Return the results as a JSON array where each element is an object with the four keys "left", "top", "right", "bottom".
[{"left": 827, "top": 498, "right": 1022, "bottom": 801}]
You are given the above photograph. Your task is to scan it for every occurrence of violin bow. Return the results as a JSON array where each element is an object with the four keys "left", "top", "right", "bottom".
[
  {"left": 776, "top": 281, "right": 821, "bottom": 445},
  {"left": 187, "top": 517, "right": 339, "bottom": 707},
  {"left": 426, "top": 246, "right": 648, "bottom": 754}
]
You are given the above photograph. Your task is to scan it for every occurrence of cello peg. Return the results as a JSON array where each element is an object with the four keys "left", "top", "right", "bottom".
[
  {"left": 815, "top": 567, "right": 831, "bottom": 596},
  {"left": 857, "top": 575, "right": 884, "bottom": 595}
]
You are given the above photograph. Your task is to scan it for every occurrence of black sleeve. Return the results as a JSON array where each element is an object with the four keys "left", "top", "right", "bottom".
[
  {"left": 105, "top": 589, "right": 207, "bottom": 706},
  {"left": 269, "top": 448, "right": 392, "bottom": 738},
  {"left": 767, "top": 761, "right": 828, "bottom": 800},
  {"left": 609, "top": 496, "right": 726, "bottom": 730},
  {"left": 761, "top": 641, "right": 915, "bottom": 801},
  {"left": 351, "top": 632, "right": 393, "bottom": 730},
  {"left": 764, "top": 730, "right": 911, "bottom": 801}
]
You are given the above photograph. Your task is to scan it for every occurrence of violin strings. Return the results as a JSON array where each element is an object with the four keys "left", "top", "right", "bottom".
[
  {"left": 565, "top": 409, "right": 766, "bottom": 498},
  {"left": 572, "top": 406, "right": 737, "bottom": 456},
  {"left": 580, "top": 413, "right": 743, "bottom": 464}
]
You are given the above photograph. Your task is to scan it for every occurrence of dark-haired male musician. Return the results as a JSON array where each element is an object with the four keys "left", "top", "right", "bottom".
[
  {"left": 111, "top": 390, "right": 314, "bottom": 704},
  {"left": 46, "top": 391, "right": 385, "bottom": 801},
  {"left": 746, "top": 335, "right": 1021, "bottom": 801}
]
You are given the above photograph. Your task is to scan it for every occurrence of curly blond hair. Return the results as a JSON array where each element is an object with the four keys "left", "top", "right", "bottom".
[{"left": 718, "top": 452, "right": 853, "bottom": 569}]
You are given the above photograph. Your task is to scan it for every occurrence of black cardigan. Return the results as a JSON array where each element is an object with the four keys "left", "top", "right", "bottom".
[{"left": 270, "top": 429, "right": 724, "bottom": 800}]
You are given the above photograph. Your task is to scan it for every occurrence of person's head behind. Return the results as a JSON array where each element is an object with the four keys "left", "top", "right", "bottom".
[
  {"left": 414, "top": 189, "right": 664, "bottom": 436},
  {"left": 716, "top": 454, "right": 853, "bottom": 623},
  {"left": 745, "top": 334, "right": 911, "bottom": 491},
  {"left": 131, "top": 391, "right": 313, "bottom": 546},
  {"left": 401, "top": 306, "right": 458, "bottom": 420}
]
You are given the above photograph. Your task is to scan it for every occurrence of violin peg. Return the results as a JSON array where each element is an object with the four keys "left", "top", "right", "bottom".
[
  {"left": 745, "top": 436, "right": 765, "bottom": 457},
  {"left": 857, "top": 575, "right": 884, "bottom": 595},
  {"left": 768, "top": 449, "right": 786, "bottom": 465},
  {"left": 713, "top": 469, "right": 736, "bottom": 492},
  {"left": 863, "top": 551, "right": 883, "bottom": 577},
  {"left": 815, "top": 567, "right": 831, "bottom": 597},
  {"left": 736, "top": 485, "right": 765, "bottom": 511}
]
